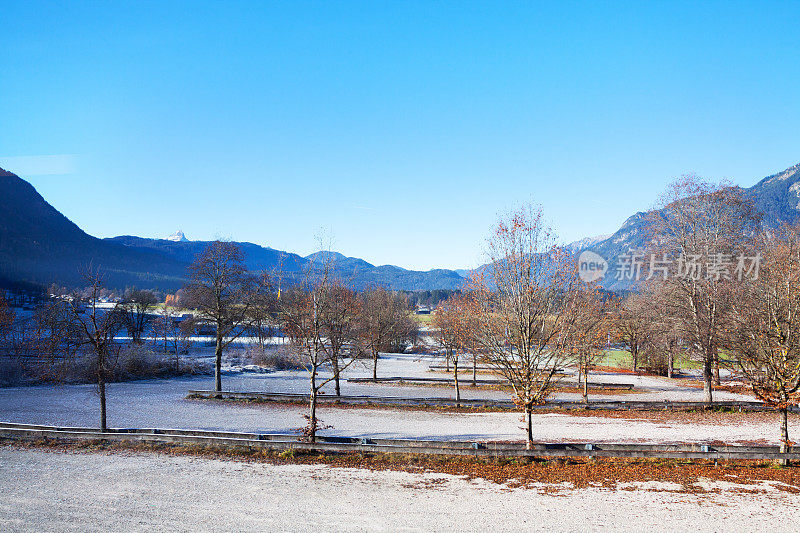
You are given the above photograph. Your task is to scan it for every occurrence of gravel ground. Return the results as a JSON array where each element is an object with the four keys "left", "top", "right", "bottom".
[{"left": 1, "top": 446, "right": 798, "bottom": 532}]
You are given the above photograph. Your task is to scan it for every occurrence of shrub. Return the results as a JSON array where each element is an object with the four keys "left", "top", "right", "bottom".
[
  {"left": 116, "top": 344, "right": 164, "bottom": 379},
  {"left": 279, "top": 448, "right": 295, "bottom": 459},
  {"left": 247, "top": 345, "right": 304, "bottom": 370},
  {"left": 0, "top": 358, "right": 27, "bottom": 387}
]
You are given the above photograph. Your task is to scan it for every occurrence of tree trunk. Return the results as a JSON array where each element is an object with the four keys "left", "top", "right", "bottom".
[
  {"left": 712, "top": 350, "right": 721, "bottom": 386},
  {"left": 703, "top": 357, "right": 713, "bottom": 405},
  {"left": 214, "top": 332, "right": 223, "bottom": 392},
  {"left": 472, "top": 354, "right": 477, "bottom": 386},
  {"left": 333, "top": 354, "right": 341, "bottom": 397},
  {"left": 372, "top": 350, "right": 378, "bottom": 381},
  {"left": 309, "top": 370, "right": 318, "bottom": 443},
  {"left": 632, "top": 346, "right": 638, "bottom": 371},
  {"left": 453, "top": 357, "right": 460, "bottom": 408},
  {"left": 780, "top": 407, "right": 790, "bottom": 466},
  {"left": 667, "top": 350, "right": 673, "bottom": 379},
  {"left": 582, "top": 363, "right": 589, "bottom": 404},
  {"left": 309, "top": 392, "right": 317, "bottom": 443},
  {"left": 99, "top": 376, "right": 107, "bottom": 432},
  {"left": 525, "top": 405, "right": 533, "bottom": 449}
]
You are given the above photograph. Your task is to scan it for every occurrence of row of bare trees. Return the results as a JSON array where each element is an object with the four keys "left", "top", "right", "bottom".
[
  {"left": 275, "top": 262, "right": 417, "bottom": 441},
  {"left": 2, "top": 241, "right": 417, "bottom": 439},
  {"left": 7, "top": 180, "right": 798, "bottom": 451},
  {"left": 606, "top": 178, "right": 800, "bottom": 448},
  {"left": 180, "top": 241, "right": 416, "bottom": 390},
  {"left": 642, "top": 179, "right": 761, "bottom": 402},
  {"left": 428, "top": 187, "right": 800, "bottom": 450},
  {"left": 177, "top": 241, "right": 416, "bottom": 441}
]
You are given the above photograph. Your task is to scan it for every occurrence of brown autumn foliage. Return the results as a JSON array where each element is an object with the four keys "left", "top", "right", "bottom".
[
  {"left": 466, "top": 204, "right": 584, "bottom": 447},
  {"left": 644, "top": 177, "right": 760, "bottom": 402},
  {"left": 432, "top": 293, "right": 477, "bottom": 406},
  {"left": 725, "top": 223, "right": 800, "bottom": 453},
  {"left": 359, "top": 287, "right": 415, "bottom": 380},
  {"left": 17, "top": 439, "right": 800, "bottom": 494},
  {"left": 558, "top": 283, "right": 615, "bottom": 403}
]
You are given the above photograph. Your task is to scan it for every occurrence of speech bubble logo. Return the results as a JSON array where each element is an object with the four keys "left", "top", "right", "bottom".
[{"left": 577, "top": 250, "right": 608, "bottom": 282}]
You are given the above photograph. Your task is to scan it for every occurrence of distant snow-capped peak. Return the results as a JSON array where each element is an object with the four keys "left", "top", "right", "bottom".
[{"left": 167, "top": 230, "right": 188, "bottom": 242}]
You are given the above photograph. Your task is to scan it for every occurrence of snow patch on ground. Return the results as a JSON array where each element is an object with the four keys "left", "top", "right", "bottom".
[{"left": 0, "top": 353, "right": 788, "bottom": 444}]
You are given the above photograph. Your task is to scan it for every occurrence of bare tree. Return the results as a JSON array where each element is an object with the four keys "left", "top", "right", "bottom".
[
  {"left": 151, "top": 309, "right": 174, "bottom": 356},
  {"left": 468, "top": 204, "right": 583, "bottom": 447},
  {"left": 726, "top": 225, "right": 800, "bottom": 459},
  {"left": 432, "top": 295, "right": 469, "bottom": 406},
  {"left": 183, "top": 241, "right": 266, "bottom": 392},
  {"left": 359, "top": 287, "right": 415, "bottom": 380},
  {"left": 29, "top": 298, "right": 83, "bottom": 378},
  {"left": 316, "top": 279, "right": 361, "bottom": 396},
  {"left": 645, "top": 177, "right": 760, "bottom": 403},
  {"left": 280, "top": 262, "right": 360, "bottom": 441},
  {"left": 638, "top": 281, "right": 683, "bottom": 377},
  {"left": 63, "top": 269, "right": 124, "bottom": 432},
  {"left": 248, "top": 272, "right": 280, "bottom": 348},
  {"left": 2, "top": 296, "right": 81, "bottom": 380},
  {"left": 560, "top": 284, "right": 613, "bottom": 403},
  {"left": 151, "top": 300, "right": 194, "bottom": 371},
  {"left": 614, "top": 293, "right": 650, "bottom": 371},
  {"left": 648, "top": 323, "right": 681, "bottom": 378},
  {"left": 119, "top": 289, "right": 158, "bottom": 344}
]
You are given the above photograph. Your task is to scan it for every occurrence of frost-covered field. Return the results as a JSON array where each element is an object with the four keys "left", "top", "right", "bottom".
[
  {"left": 1, "top": 353, "right": 798, "bottom": 531},
  {"left": 0, "top": 354, "right": 792, "bottom": 444},
  {"left": 1, "top": 447, "right": 798, "bottom": 533}
]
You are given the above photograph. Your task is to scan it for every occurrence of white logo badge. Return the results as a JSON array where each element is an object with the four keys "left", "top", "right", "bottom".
[{"left": 578, "top": 251, "right": 608, "bottom": 282}]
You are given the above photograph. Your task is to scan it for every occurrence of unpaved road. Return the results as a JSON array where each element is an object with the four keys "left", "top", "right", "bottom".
[{"left": 1, "top": 446, "right": 799, "bottom": 532}]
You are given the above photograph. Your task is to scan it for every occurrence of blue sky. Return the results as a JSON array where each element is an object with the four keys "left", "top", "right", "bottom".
[{"left": 2, "top": 1, "right": 799, "bottom": 270}]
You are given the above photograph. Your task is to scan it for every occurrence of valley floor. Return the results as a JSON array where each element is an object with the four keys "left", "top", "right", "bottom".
[
  {"left": 0, "top": 353, "right": 791, "bottom": 445},
  {"left": 2, "top": 352, "right": 799, "bottom": 531}
]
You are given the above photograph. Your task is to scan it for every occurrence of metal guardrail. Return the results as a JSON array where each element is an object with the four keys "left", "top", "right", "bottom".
[
  {"left": 185, "top": 390, "right": 798, "bottom": 412},
  {"left": 187, "top": 390, "right": 516, "bottom": 407},
  {"left": 0, "top": 422, "right": 796, "bottom": 461},
  {"left": 347, "top": 376, "right": 633, "bottom": 390}
]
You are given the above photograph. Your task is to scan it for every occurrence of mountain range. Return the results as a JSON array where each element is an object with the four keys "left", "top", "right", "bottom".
[
  {"left": 2, "top": 163, "right": 800, "bottom": 292},
  {"left": 0, "top": 168, "right": 186, "bottom": 290},
  {"left": 0, "top": 168, "right": 465, "bottom": 291},
  {"left": 577, "top": 162, "right": 800, "bottom": 289}
]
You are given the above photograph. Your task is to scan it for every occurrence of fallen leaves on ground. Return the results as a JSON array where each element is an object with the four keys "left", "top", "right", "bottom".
[{"left": 6, "top": 438, "right": 800, "bottom": 496}]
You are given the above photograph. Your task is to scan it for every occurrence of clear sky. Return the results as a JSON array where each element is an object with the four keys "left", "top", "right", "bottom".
[{"left": 2, "top": 1, "right": 799, "bottom": 271}]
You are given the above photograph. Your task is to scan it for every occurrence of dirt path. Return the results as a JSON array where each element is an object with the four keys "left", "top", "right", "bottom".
[{"left": 1, "top": 446, "right": 798, "bottom": 532}]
